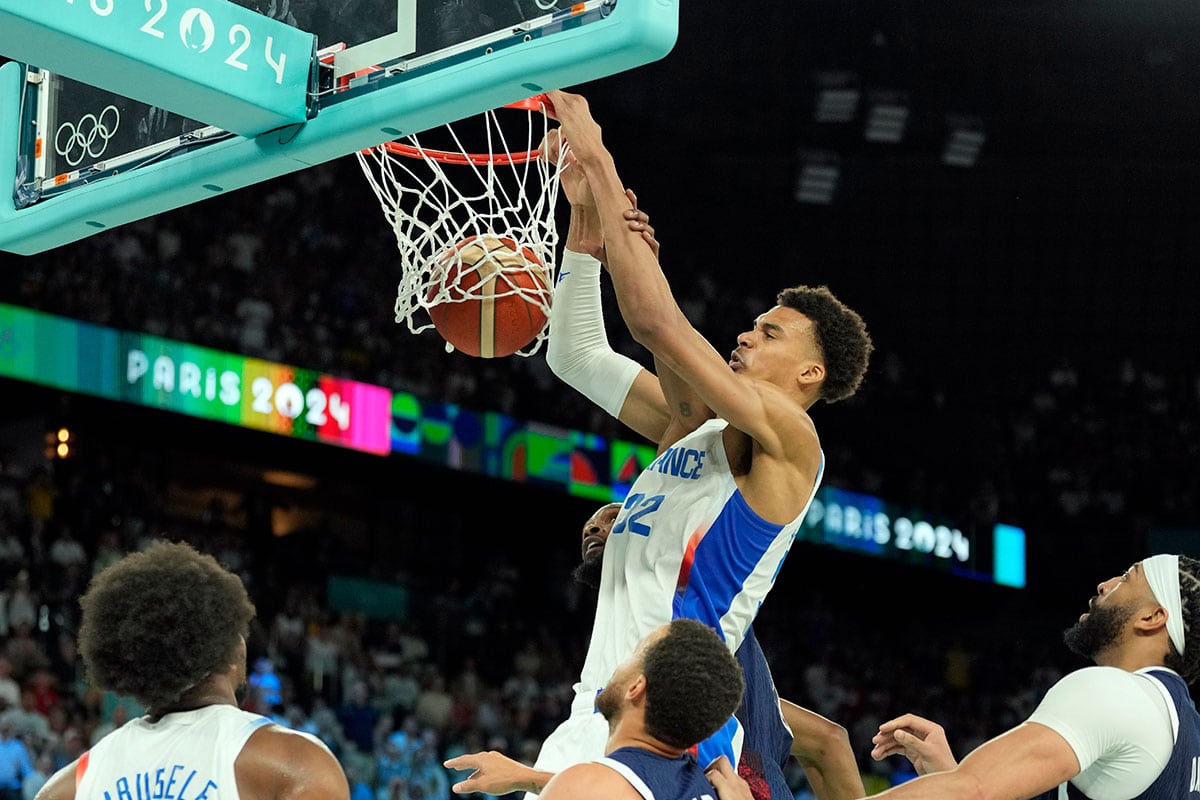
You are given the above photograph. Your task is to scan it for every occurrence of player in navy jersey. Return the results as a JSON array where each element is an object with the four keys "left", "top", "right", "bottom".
[
  {"left": 526, "top": 89, "right": 873, "bottom": 785},
  {"left": 34, "top": 541, "right": 348, "bottom": 800},
  {"left": 868, "top": 554, "right": 1200, "bottom": 800},
  {"left": 451, "top": 618, "right": 744, "bottom": 800},
  {"left": 542, "top": 618, "right": 744, "bottom": 800}
]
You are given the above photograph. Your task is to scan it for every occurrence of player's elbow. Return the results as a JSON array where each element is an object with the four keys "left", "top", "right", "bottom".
[
  {"left": 792, "top": 717, "right": 852, "bottom": 764},
  {"left": 625, "top": 310, "right": 676, "bottom": 352}
]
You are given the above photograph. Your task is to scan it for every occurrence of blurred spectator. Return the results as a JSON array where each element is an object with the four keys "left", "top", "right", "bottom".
[
  {"left": 412, "top": 674, "right": 452, "bottom": 733},
  {"left": 0, "top": 660, "right": 18, "bottom": 711},
  {"left": 0, "top": 718, "right": 31, "bottom": 800},
  {"left": 90, "top": 529, "right": 125, "bottom": 576},
  {"left": 89, "top": 703, "right": 130, "bottom": 746},
  {"left": 338, "top": 680, "right": 379, "bottom": 755},
  {"left": 46, "top": 527, "right": 86, "bottom": 576},
  {"left": 19, "top": 752, "right": 52, "bottom": 800},
  {"left": 0, "top": 525, "right": 24, "bottom": 586},
  {"left": 249, "top": 656, "right": 284, "bottom": 709},
  {"left": 4, "top": 574, "right": 36, "bottom": 639}
]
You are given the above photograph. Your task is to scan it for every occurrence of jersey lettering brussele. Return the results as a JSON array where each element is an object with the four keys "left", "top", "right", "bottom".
[
  {"left": 580, "top": 418, "right": 823, "bottom": 766},
  {"left": 76, "top": 705, "right": 273, "bottom": 800}
]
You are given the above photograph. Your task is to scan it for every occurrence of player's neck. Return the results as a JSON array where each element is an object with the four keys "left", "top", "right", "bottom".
[
  {"left": 149, "top": 675, "right": 239, "bottom": 720},
  {"left": 606, "top": 714, "right": 685, "bottom": 760}
]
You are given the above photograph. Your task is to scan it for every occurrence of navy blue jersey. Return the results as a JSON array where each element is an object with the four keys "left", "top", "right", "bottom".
[
  {"left": 598, "top": 747, "right": 716, "bottom": 800},
  {"left": 1035, "top": 669, "right": 1200, "bottom": 800},
  {"left": 734, "top": 626, "right": 793, "bottom": 800}
]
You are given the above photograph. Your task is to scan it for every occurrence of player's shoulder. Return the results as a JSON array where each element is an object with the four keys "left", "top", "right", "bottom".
[
  {"left": 1041, "top": 666, "right": 1169, "bottom": 718},
  {"left": 1052, "top": 665, "right": 1146, "bottom": 692},
  {"left": 540, "top": 761, "right": 645, "bottom": 800},
  {"left": 243, "top": 722, "right": 339, "bottom": 760},
  {"left": 237, "top": 724, "right": 348, "bottom": 800}
]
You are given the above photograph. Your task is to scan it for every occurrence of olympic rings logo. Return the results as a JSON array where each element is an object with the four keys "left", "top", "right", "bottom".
[{"left": 55, "top": 105, "right": 121, "bottom": 168}]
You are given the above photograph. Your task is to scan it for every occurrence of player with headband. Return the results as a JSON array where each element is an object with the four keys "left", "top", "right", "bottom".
[{"left": 869, "top": 554, "right": 1200, "bottom": 800}]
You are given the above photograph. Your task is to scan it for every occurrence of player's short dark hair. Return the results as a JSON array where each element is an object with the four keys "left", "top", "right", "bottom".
[
  {"left": 78, "top": 540, "right": 256, "bottom": 711},
  {"left": 776, "top": 285, "right": 872, "bottom": 403},
  {"left": 642, "top": 619, "right": 744, "bottom": 749},
  {"left": 1165, "top": 555, "right": 1200, "bottom": 683}
]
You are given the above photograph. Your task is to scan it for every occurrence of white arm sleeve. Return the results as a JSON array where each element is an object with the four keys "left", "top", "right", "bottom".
[
  {"left": 546, "top": 249, "right": 643, "bottom": 419},
  {"left": 1025, "top": 666, "right": 1174, "bottom": 800}
]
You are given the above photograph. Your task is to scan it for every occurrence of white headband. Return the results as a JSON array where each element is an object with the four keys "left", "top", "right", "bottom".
[{"left": 1142, "top": 554, "right": 1186, "bottom": 656}]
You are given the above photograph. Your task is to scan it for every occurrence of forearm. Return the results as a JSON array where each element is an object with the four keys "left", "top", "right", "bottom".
[
  {"left": 546, "top": 249, "right": 643, "bottom": 420},
  {"left": 573, "top": 152, "right": 682, "bottom": 344},
  {"left": 512, "top": 768, "right": 557, "bottom": 795},
  {"left": 797, "top": 751, "right": 864, "bottom": 800},
  {"left": 565, "top": 199, "right": 603, "bottom": 258},
  {"left": 781, "top": 700, "right": 864, "bottom": 800},
  {"left": 868, "top": 770, "right": 984, "bottom": 800}
]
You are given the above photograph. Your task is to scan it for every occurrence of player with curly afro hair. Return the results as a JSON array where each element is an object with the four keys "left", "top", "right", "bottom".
[
  {"left": 39, "top": 540, "right": 349, "bottom": 800},
  {"left": 78, "top": 540, "right": 256, "bottom": 713}
]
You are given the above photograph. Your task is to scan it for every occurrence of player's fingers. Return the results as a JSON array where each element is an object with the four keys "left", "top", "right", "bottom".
[
  {"left": 625, "top": 188, "right": 639, "bottom": 209},
  {"left": 869, "top": 742, "right": 903, "bottom": 761},
  {"left": 892, "top": 729, "right": 932, "bottom": 756},
  {"left": 443, "top": 755, "right": 478, "bottom": 770},
  {"left": 705, "top": 758, "right": 753, "bottom": 800},
  {"left": 704, "top": 756, "right": 737, "bottom": 779},
  {"left": 879, "top": 714, "right": 940, "bottom": 736}
]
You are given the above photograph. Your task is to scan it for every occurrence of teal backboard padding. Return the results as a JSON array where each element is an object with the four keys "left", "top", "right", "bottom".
[
  {"left": 0, "top": 0, "right": 314, "bottom": 136},
  {"left": 0, "top": 1, "right": 679, "bottom": 256}
]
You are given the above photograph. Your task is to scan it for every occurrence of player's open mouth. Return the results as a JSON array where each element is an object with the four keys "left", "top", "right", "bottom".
[{"left": 584, "top": 537, "right": 605, "bottom": 555}]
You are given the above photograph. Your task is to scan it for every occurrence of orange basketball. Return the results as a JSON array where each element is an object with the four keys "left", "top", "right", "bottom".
[{"left": 426, "top": 235, "right": 550, "bottom": 358}]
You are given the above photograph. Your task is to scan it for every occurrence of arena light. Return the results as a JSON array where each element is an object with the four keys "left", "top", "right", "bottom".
[
  {"left": 812, "top": 70, "right": 860, "bottom": 123},
  {"left": 863, "top": 90, "right": 909, "bottom": 143},
  {"left": 942, "top": 114, "right": 987, "bottom": 167},
  {"left": 795, "top": 150, "right": 840, "bottom": 205}
]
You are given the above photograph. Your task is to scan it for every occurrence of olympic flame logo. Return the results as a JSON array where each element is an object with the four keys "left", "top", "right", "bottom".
[{"left": 54, "top": 105, "right": 120, "bottom": 168}]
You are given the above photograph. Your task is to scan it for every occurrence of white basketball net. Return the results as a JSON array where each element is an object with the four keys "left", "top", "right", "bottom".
[{"left": 356, "top": 99, "right": 563, "bottom": 357}]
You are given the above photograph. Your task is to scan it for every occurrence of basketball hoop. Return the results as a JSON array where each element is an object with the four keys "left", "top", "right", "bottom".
[{"left": 356, "top": 94, "right": 563, "bottom": 356}]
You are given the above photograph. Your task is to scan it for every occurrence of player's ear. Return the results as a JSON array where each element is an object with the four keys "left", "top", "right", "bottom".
[
  {"left": 797, "top": 362, "right": 825, "bottom": 388},
  {"left": 1136, "top": 603, "right": 1169, "bottom": 635},
  {"left": 627, "top": 674, "right": 647, "bottom": 704}
]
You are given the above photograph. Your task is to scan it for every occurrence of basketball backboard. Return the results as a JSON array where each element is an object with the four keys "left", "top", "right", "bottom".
[{"left": 0, "top": 0, "right": 678, "bottom": 255}]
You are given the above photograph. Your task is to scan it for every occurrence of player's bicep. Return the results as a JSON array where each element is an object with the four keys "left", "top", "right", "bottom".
[{"left": 955, "top": 723, "right": 1080, "bottom": 800}]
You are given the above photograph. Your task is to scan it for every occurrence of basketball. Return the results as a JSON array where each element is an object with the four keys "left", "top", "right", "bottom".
[{"left": 426, "top": 235, "right": 551, "bottom": 358}]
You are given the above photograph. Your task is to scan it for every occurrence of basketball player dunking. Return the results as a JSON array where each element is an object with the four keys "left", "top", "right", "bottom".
[{"left": 446, "top": 90, "right": 873, "bottom": 798}]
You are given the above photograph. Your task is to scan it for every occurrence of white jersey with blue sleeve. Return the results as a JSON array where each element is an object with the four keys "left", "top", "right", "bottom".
[{"left": 530, "top": 418, "right": 822, "bottom": 789}]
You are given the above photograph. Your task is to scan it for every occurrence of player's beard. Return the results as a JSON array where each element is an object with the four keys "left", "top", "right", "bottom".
[
  {"left": 572, "top": 551, "right": 604, "bottom": 589},
  {"left": 594, "top": 683, "right": 621, "bottom": 722},
  {"left": 1062, "top": 602, "right": 1136, "bottom": 660}
]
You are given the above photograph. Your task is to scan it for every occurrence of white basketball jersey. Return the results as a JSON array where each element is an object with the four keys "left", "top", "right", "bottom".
[
  {"left": 579, "top": 417, "right": 823, "bottom": 694},
  {"left": 76, "top": 705, "right": 274, "bottom": 800}
]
